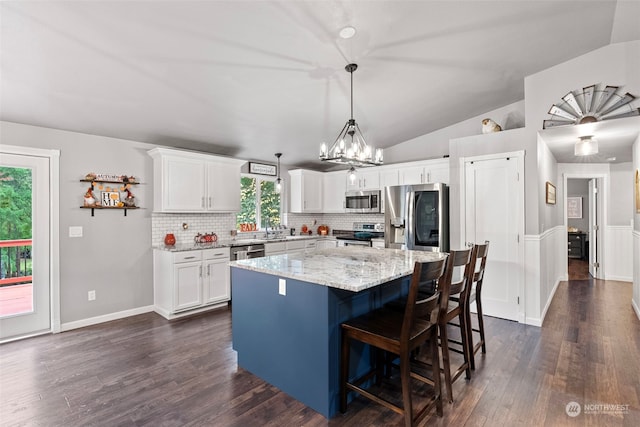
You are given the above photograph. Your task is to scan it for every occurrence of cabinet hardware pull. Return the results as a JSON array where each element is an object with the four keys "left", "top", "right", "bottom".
[
  {"left": 209, "top": 196, "right": 212, "bottom": 207},
  {"left": 214, "top": 253, "right": 224, "bottom": 256},
  {"left": 199, "top": 266, "right": 203, "bottom": 277},
  {"left": 207, "top": 265, "right": 210, "bottom": 276},
  {"left": 184, "top": 256, "right": 196, "bottom": 259},
  {"left": 201, "top": 197, "right": 205, "bottom": 208}
]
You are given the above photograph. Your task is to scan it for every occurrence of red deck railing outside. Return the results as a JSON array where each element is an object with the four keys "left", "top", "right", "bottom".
[{"left": 0, "top": 239, "right": 33, "bottom": 317}]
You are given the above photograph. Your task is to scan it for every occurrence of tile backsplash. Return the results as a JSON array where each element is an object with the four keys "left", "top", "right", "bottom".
[{"left": 152, "top": 212, "right": 385, "bottom": 246}]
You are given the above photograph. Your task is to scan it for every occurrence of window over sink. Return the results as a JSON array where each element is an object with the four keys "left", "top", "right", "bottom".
[{"left": 237, "top": 176, "right": 281, "bottom": 230}]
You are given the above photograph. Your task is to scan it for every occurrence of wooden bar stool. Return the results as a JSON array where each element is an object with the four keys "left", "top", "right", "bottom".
[
  {"left": 340, "top": 257, "right": 448, "bottom": 427},
  {"left": 436, "top": 248, "right": 474, "bottom": 403},
  {"left": 465, "top": 242, "right": 490, "bottom": 370}
]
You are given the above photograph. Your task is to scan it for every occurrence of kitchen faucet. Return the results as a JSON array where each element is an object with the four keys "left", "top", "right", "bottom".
[{"left": 265, "top": 217, "right": 271, "bottom": 239}]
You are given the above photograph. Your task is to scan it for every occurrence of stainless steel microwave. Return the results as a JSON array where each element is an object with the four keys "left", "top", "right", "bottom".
[{"left": 345, "top": 190, "right": 381, "bottom": 213}]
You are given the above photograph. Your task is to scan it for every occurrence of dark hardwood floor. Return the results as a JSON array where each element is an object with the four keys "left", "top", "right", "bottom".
[{"left": 1, "top": 274, "right": 639, "bottom": 426}]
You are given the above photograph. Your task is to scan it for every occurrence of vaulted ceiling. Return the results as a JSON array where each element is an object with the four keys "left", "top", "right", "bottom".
[{"left": 0, "top": 1, "right": 636, "bottom": 170}]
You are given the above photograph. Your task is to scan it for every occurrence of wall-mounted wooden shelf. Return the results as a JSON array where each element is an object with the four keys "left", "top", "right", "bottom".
[{"left": 80, "top": 206, "right": 140, "bottom": 216}]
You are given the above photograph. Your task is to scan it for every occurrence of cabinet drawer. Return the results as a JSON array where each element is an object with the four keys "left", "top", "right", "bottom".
[
  {"left": 173, "top": 250, "right": 202, "bottom": 263},
  {"left": 286, "top": 240, "right": 305, "bottom": 251},
  {"left": 203, "top": 247, "right": 230, "bottom": 260},
  {"left": 266, "top": 242, "right": 287, "bottom": 254}
]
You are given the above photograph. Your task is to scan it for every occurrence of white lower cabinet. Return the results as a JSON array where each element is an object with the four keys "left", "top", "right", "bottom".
[
  {"left": 153, "top": 247, "right": 230, "bottom": 319},
  {"left": 265, "top": 241, "right": 287, "bottom": 256},
  {"left": 317, "top": 238, "right": 338, "bottom": 250},
  {"left": 286, "top": 239, "right": 306, "bottom": 255}
]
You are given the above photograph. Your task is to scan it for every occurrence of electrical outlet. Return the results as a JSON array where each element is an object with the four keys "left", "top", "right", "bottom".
[
  {"left": 278, "top": 278, "right": 286, "bottom": 296},
  {"left": 88, "top": 290, "right": 96, "bottom": 301}
]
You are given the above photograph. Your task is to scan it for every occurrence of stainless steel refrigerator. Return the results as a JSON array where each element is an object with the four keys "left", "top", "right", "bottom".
[{"left": 384, "top": 183, "right": 449, "bottom": 252}]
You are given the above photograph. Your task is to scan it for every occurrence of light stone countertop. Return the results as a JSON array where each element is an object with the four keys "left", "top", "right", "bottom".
[
  {"left": 154, "top": 235, "right": 334, "bottom": 252},
  {"left": 230, "top": 246, "right": 447, "bottom": 292}
]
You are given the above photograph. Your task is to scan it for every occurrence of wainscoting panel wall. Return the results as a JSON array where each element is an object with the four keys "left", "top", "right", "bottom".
[
  {"left": 524, "top": 226, "right": 566, "bottom": 327},
  {"left": 605, "top": 225, "right": 633, "bottom": 282}
]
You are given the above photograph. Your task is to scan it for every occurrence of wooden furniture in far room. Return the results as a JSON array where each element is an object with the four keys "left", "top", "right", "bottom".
[
  {"left": 340, "top": 258, "right": 447, "bottom": 426},
  {"left": 567, "top": 232, "right": 587, "bottom": 260}
]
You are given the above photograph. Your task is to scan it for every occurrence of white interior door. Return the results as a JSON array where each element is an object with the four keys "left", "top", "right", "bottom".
[
  {"left": 464, "top": 156, "right": 521, "bottom": 321},
  {"left": 0, "top": 153, "right": 51, "bottom": 341}
]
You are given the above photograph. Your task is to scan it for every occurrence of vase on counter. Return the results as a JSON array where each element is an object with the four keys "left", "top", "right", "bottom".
[{"left": 164, "top": 233, "right": 176, "bottom": 246}]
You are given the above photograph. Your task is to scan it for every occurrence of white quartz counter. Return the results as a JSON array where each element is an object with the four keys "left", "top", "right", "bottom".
[{"left": 230, "top": 246, "right": 446, "bottom": 292}]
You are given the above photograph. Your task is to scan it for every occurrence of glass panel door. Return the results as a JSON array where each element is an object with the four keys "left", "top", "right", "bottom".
[
  {"left": 414, "top": 191, "right": 440, "bottom": 247},
  {"left": 0, "top": 153, "right": 50, "bottom": 341}
]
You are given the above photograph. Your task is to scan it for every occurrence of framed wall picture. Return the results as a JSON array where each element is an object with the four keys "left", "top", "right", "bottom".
[
  {"left": 102, "top": 191, "right": 120, "bottom": 207},
  {"left": 545, "top": 182, "right": 556, "bottom": 205},
  {"left": 567, "top": 197, "right": 582, "bottom": 218}
]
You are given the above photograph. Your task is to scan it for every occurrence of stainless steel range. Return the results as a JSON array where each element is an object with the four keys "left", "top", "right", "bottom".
[{"left": 334, "top": 222, "right": 384, "bottom": 247}]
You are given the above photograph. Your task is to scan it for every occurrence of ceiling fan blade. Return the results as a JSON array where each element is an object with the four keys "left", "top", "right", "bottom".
[
  {"left": 543, "top": 119, "right": 574, "bottom": 129},
  {"left": 601, "top": 108, "right": 640, "bottom": 120},
  {"left": 598, "top": 93, "right": 636, "bottom": 117},
  {"left": 593, "top": 85, "right": 618, "bottom": 114},
  {"left": 548, "top": 105, "right": 577, "bottom": 121},
  {"left": 582, "top": 85, "right": 595, "bottom": 114},
  {"left": 562, "top": 92, "right": 583, "bottom": 117}
]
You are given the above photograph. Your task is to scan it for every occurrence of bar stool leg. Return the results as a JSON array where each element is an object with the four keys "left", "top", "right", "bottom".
[{"left": 439, "top": 324, "right": 454, "bottom": 403}]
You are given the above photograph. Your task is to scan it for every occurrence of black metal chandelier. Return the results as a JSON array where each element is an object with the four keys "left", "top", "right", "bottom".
[{"left": 319, "top": 63, "right": 383, "bottom": 167}]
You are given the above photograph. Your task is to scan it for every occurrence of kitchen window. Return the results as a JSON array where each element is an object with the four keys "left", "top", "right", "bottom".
[{"left": 237, "top": 176, "right": 281, "bottom": 229}]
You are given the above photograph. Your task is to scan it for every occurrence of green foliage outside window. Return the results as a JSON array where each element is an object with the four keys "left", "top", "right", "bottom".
[
  {"left": 0, "top": 167, "right": 33, "bottom": 279},
  {"left": 237, "top": 176, "right": 281, "bottom": 229}
]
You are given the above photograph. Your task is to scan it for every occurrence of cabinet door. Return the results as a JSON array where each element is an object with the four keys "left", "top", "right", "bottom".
[
  {"left": 360, "top": 170, "right": 380, "bottom": 190},
  {"left": 207, "top": 162, "right": 241, "bottom": 212},
  {"left": 163, "top": 157, "right": 206, "bottom": 211},
  {"left": 323, "top": 172, "right": 346, "bottom": 213},
  {"left": 379, "top": 169, "right": 399, "bottom": 189},
  {"left": 303, "top": 172, "right": 323, "bottom": 212},
  {"left": 345, "top": 170, "right": 380, "bottom": 191},
  {"left": 173, "top": 261, "right": 203, "bottom": 311},
  {"left": 204, "top": 258, "right": 230, "bottom": 304},
  {"left": 379, "top": 169, "right": 399, "bottom": 213},
  {"left": 426, "top": 163, "right": 449, "bottom": 184},
  {"left": 400, "top": 166, "right": 425, "bottom": 185}
]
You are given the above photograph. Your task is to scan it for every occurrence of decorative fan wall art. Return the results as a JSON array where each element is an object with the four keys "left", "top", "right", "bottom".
[{"left": 543, "top": 84, "right": 639, "bottom": 129}]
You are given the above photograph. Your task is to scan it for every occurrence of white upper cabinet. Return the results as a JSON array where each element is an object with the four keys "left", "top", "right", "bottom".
[
  {"left": 149, "top": 148, "right": 244, "bottom": 213},
  {"left": 322, "top": 171, "right": 346, "bottom": 213},
  {"left": 345, "top": 169, "right": 380, "bottom": 191},
  {"left": 289, "top": 169, "right": 323, "bottom": 213},
  {"left": 399, "top": 158, "right": 449, "bottom": 185},
  {"left": 379, "top": 168, "right": 399, "bottom": 189}
]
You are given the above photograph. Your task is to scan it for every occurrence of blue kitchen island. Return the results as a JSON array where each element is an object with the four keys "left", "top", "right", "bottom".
[{"left": 230, "top": 246, "right": 446, "bottom": 418}]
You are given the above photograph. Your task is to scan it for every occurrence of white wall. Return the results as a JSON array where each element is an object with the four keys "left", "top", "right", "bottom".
[
  {"left": 1, "top": 121, "right": 156, "bottom": 325},
  {"left": 633, "top": 134, "right": 640, "bottom": 319},
  {"left": 384, "top": 100, "right": 525, "bottom": 165}
]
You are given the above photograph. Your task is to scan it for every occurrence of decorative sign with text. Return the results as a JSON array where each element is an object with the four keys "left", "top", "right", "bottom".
[
  {"left": 102, "top": 191, "right": 120, "bottom": 207},
  {"left": 249, "top": 162, "right": 277, "bottom": 176}
]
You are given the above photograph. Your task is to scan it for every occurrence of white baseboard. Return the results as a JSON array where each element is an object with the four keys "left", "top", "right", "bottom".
[
  {"left": 60, "top": 305, "right": 154, "bottom": 332},
  {"left": 535, "top": 276, "right": 563, "bottom": 327},
  {"left": 525, "top": 317, "right": 542, "bottom": 327},
  {"left": 633, "top": 299, "right": 640, "bottom": 321},
  {"left": 154, "top": 302, "right": 229, "bottom": 320},
  {"left": 604, "top": 275, "right": 633, "bottom": 283}
]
